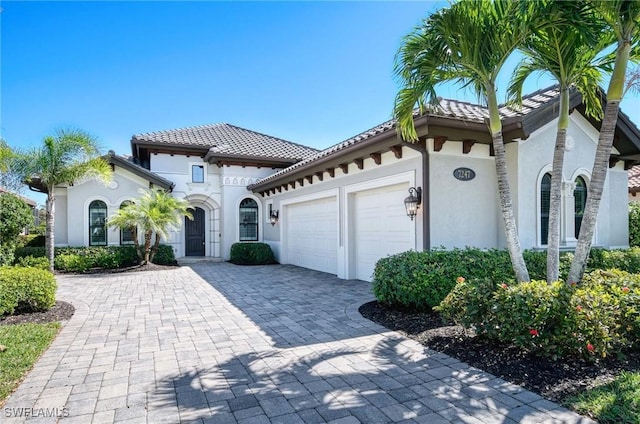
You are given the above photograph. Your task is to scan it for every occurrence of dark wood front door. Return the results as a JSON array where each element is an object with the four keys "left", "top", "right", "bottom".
[{"left": 185, "top": 207, "right": 205, "bottom": 256}]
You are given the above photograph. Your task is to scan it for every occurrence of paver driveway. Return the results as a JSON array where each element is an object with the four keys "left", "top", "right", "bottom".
[{"left": 3, "top": 263, "right": 594, "bottom": 424}]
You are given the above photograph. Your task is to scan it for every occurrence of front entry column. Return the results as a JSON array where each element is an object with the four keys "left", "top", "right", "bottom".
[{"left": 561, "top": 181, "right": 577, "bottom": 246}]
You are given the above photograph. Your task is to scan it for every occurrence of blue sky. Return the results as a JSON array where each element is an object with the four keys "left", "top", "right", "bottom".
[{"left": 2, "top": 1, "right": 640, "bottom": 205}]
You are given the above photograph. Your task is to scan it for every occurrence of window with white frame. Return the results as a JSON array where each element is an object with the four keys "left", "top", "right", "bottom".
[
  {"left": 239, "top": 198, "right": 258, "bottom": 241},
  {"left": 574, "top": 176, "right": 587, "bottom": 238},
  {"left": 119, "top": 200, "right": 135, "bottom": 245},
  {"left": 192, "top": 165, "right": 205, "bottom": 183},
  {"left": 540, "top": 173, "right": 551, "bottom": 245},
  {"left": 89, "top": 200, "right": 108, "bottom": 246}
]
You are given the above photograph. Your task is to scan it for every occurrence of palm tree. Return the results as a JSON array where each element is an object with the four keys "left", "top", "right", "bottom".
[
  {"left": 107, "top": 201, "right": 143, "bottom": 262},
  {"left": 108, "top": 189, "right": 192, "bottom": 265},
  {"left": 507, "top": 1, "right": 603, "bottom": 283},
  {"left": 394, "top": 0, "right": 531, "bottom": 282},
  {"left": 21, "top": 129, "right": 112, "bottom": 271},
  {"left": 568, "top": 0, "right": 640, "bottom": 283}
]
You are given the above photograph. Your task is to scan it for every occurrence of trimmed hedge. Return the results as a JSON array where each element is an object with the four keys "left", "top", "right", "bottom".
[
  {"left": 229, "top": 243, "right": 276, "bottom": 265},
  {"left": 373, "top": 247, "right": 640, "bottom": 310},
  {"left": 436, "top": 270, "right": 640, "bottom": 360},
  {"left": 0, "top": 267, "right": 57, "bottom": 315},
  {"left": 13, "top": 245, "right": 176, "bottom": 272},
  {"left": 14, "top": 256, "right": 50, "bottom": 270}
]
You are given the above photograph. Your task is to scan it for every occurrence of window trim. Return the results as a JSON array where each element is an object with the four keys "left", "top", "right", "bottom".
[
  {"left": 119, "top": 200, "right": 135, "bottom": 245},
  {"left": 236, "top": 195, "right": 262, "bottom": 242},
  {"left": 89, "top": 200, "right": 108, "bottom": 246},
  {"left": 239, "top": 197, "right": 259, "bottom": 242},
  {"left": 191, "top": 164, "right": 205, "bottom": 183},
  {"left": 536, "top": 166, "right": 553, "bottom": 247},
  {"left": 573, "top": 175, "right": 588, "bottom": 239}
]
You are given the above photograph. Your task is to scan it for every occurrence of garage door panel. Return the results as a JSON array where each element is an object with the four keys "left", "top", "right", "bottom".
[
  {"left": 285, "top": 196, "right": 337, "bottom": 274},
  {"left": 354, "top": 183, "right": 414, "bottom": 281}
]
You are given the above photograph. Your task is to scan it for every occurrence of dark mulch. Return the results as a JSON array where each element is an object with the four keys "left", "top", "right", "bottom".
[
  {"left": 0, "top": 301, "right": 75, "bottom": 326},
  {"left": 359, "top": 300, "right": 640, "bottom": 402},
  {"left": 55, "top": 262, "right": 179, "bottom": 275}
]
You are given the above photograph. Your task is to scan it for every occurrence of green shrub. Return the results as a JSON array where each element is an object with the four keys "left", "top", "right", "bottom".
[
  {"left": 151, "top": 244, "right": 176, "bottom": 265},
  {"left": 373, "top": 248, "right": 519, "bottom": 310},
  {"left": 372, "top": 247, "right": 640, "bottom": 310},
  {"left": 434, "top": 277, "right": 498, "bottom": 333},
  {"left": 21, "top": 235, "right": 45, "bottom": 247},
  {"left": 14, "top": 247, "right": 45, "bottom": 259},
  {"left": 0, "top": 267, "right": 57, "bottom": 315},
  {"left": 630, "top": 202, "right": 640, "bottom": 247},
  {"left": 437, "top": 270, "right": 640, "bottom": 360},
  {"left": 229, "top": 243, "right": 276, "bottom": 265},
  {"left": 15, "top": 256, "right": 50, "bottom": 270}
]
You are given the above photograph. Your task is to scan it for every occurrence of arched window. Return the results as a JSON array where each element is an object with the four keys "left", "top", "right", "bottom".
[
  {"left": 120, "top": 201, "right": 135, "bottom": 245},
  {"left": 540, "top": 173, "right": 551, "bottom": 245},
  {"left": 574, "top": 176, "right": 587, "bottom": 238},
  {"left": 239, "top": 198, "right": 258, "bottom": 241},
  {"left": 89, "top": 200, "right": 108, "bottom": 246}
]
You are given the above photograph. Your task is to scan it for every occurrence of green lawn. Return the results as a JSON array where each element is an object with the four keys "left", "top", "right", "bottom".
[
  {"left": 565, "top": 371, "right": 640, "bottom": 424},
  {"left": 0, "top": 323, "right": 60, "bottom": 404}
]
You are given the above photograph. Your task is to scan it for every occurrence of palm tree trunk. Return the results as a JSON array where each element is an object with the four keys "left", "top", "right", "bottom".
[
  {"left": 45, "top": 190, "right": 55, "bottom": 272},
  {"left": 143, "top": 231, "right": 152, "bottom": 265},
  {"left": 568, "top": 36, "right": 630, "bottom": 284},
  {"left": 547, "top": 89, "right": 570, "bottom": 283},
  {"left": 568, "top": 101, "right": 620, "bottom": 282},
  {"left": 487, "top": 89, "right": 530, "bottom": 283},
  {"left": 130, "top": 226, "right": 143, "bottom": 262},
  {"left": 149, "top": 233, "right": 161, "bottom": 263}
]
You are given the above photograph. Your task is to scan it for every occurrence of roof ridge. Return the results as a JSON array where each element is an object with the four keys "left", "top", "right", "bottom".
[
  {"left": 133, "top": 122, "right": 226, "bottom": 138},
  {"left": 224, "top": 123, "right": 320, "bottom": 152}
]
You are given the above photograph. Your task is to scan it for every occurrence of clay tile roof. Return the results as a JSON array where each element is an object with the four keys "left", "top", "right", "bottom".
[
  {"left": 251, "top": 89, "right": 562, "bottom": 188},
  {"left": 132, "top": 123, "right": 318, "bottom": 161},
  {"left": 629, "top": 165, "right": 640, "bottom": 193}
]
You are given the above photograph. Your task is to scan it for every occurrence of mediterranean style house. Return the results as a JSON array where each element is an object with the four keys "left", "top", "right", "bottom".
[{"left": 48, "top": 86, "right": 640, "bottom": 281}]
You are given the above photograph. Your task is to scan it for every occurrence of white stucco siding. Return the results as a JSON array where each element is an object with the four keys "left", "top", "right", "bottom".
[
  {"left": 53, "top": 188, "right": 68, "bottom": 245},
  {"left": 516, "top": 112, "right": 625, "bottom": 249},
  {"left": 607, "top": 167, "right": 630, "bottom": 248},
  {"left": 261, "top": 148, "right": 423, "bottom": 279},
  {"left": 428, "top": 144, "right": 499, "bottom": 249},
  {"left": 62, "top": 169, "right": 152, "bottom": 247},
  {"left": 220, "top": 165, "right": 283, "bottom": 260}
]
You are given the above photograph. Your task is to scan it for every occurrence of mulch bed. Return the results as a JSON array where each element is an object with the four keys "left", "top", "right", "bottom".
[
  {"left": 359, "top": 300, "right": 640, "bottom": 402},
  {"left": 0, "top": 301, "right": 75, "bottom": 326}
]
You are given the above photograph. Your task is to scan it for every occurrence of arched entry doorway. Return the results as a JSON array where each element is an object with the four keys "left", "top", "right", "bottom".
[{"left": 185, "top": 207, "right": 205, "bottom": 256}]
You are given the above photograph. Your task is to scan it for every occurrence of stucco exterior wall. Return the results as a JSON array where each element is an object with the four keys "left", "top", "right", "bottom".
[
  {"left": 516, "top": 112, "right": 625, "bottom": 249},
  {"left": 61, "top": 169, "right": 148, "bottom": 247},
  {"left": 53, "top": 188, "right": 68, "bottom": 245},
  {"left": 220, "top": 166, "right": 283, "bottom": 260},
  {"left": 260, "top": 148, "right": 423, "bottom": 279},
  {"left": 427, "top": 140, "right": 499, "bottom": 249}
]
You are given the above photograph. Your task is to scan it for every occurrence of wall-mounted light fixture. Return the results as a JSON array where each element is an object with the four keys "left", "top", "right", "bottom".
[
  {"left": 269, "top": 210, "right": 279, "bottom": 226},
  {"left": 404, "top": 187, "right": 422, "bottom": 220}
]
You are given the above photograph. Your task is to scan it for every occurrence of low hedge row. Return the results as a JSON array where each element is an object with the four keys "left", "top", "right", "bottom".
[
  {"left": 436, "top": 270, "right": 640, "bottom": 360},
  {"left": 372, "top": 247, "right": 640, "bottom": 310},
  {"left": 229, "top": 242, "right": 276, "bottom": 265},
  {"left": 0, "top": 266, "right": 57, "bottom": 315},
  {"left": 14, "top": 245, "right": 176, "bottom": 272}
]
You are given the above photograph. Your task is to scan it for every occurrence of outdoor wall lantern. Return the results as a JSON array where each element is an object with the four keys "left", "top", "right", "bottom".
[
  {"left": 404, "top": 187, "right": 422, "bottom": 220},
  {"left": 269, "top": 210, "right": 279, "bottom": 226}
]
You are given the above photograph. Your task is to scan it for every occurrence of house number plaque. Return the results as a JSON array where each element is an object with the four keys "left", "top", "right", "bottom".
[{"left": 453, "top": 167, "right": 476, "bottom": 181}]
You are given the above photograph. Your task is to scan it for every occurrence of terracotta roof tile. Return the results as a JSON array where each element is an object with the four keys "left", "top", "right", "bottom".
[
  {"left": 132, "top": 123, "right": 318, "bottom": 161},
  {"left": 629, "top": 165, "right": 640, "bottom": 193},
  {"left": 251, "top": 88, "right": 562, "bottom": 187}
]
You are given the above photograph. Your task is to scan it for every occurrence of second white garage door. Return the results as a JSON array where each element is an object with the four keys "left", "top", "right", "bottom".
[
  {"left": 353, "top": 183, "right": 415, "bottom": 281},
  {"left": 284, "top": 196, "right": 338, "bottom": 275}
]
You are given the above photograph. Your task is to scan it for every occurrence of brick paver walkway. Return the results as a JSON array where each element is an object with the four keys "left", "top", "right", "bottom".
[{"left": 3, "top": 264, "right": 595, "bottom": 423}]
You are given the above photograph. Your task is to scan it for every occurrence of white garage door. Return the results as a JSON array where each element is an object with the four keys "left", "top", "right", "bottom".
[
  {"left": 284, "top": 196, "right": 338, "bottom": 274},
  {"left": 353, "top": 183, "right": 415, "bottom": 281}
]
